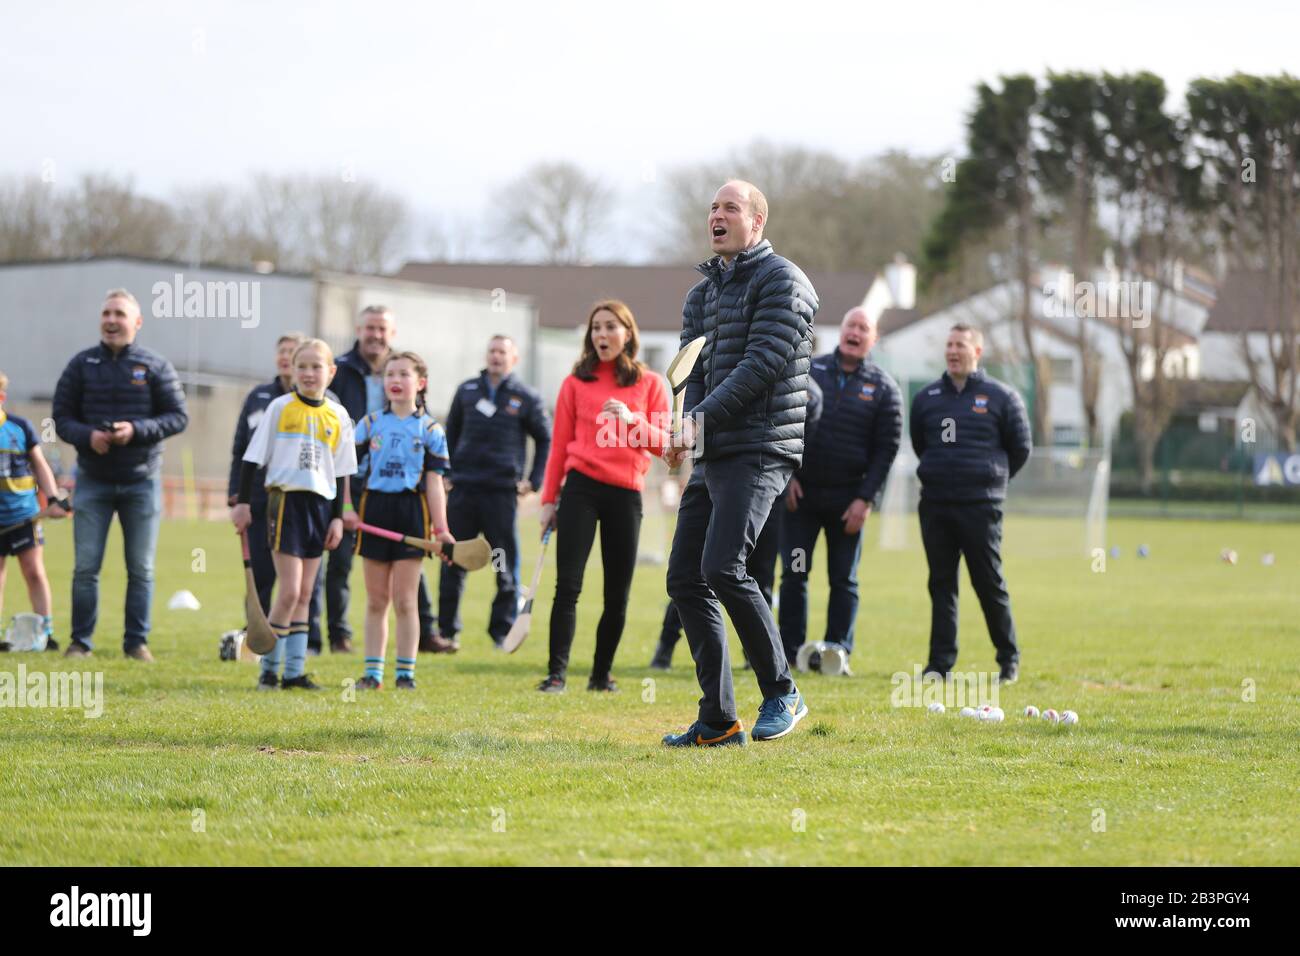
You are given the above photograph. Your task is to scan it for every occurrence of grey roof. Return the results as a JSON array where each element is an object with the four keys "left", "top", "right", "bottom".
[{"left": 393, "top": 260, "right": 875, "bottom": 332}]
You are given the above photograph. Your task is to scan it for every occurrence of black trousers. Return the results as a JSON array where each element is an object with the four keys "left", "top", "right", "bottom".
[
  {"left": 918, "top": 497, "right": 1019, "bottom": 671},
  {"left": 658, "top": 495, "right": 780, "bottom": 652},
  {"left": 248, "top": 500, "right": 324, "bottom": 649},
  {"left": 440, "top": 485, "right": 520, "bottom": 643},
  {"left": 666, "top": 454, "right": 794, "bottom": 726},
  {"left": 547, "top": 470, "right": 642, "bottom": 679},
  {"left": 778, "top": 482, "right": 865, "bottom": 661},
  {"left": 327, "top": 527, "right": 437, "bottom": 645}
]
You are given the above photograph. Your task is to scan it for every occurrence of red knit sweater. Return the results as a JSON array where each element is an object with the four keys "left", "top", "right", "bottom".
[{"left": 541, "top": 361, "right": 671, "bottom": 504}]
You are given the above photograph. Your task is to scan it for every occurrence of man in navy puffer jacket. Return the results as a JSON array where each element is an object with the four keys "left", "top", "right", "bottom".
[
  {"left": 662, "top": 181, "right": 816, "bottom": 747},
  {"left": 909, "top": 323, "right": 1031, "bottom": 683},
  {"left": 53, "top": 289, "right": 188, "bottom": 660},
  {"left": 779, "top": 307, "right": 900, "bottom": 669}
]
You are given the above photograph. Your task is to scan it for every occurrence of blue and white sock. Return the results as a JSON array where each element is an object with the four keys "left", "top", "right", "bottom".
[
  {"left": 261, "top": 624, "right": 289, "bottom": 676},
  {"left": 396, "top": 657, "right": 416, "bottom": 682},
  {"left": 364, "top": 657, "right": 385, "bottom": 682},
  {"left": 282, "top": 621, "right": 309, "bottom": 679}
]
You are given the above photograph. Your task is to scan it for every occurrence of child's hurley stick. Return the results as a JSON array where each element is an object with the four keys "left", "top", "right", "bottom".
[{"left": 354, "top": 521, "right": 491, "bottom": 571}]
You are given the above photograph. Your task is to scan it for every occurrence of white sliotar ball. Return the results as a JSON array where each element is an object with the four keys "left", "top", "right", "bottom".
[
  {"left": 1061, "top": 710, "right": 1079, "bottom": 725},
  {"left": 989, "top": 707, "right": 1004, "bottom": 722},
  {"left": 1042, "top": 708, "right": 1060, "bottom": 723},
  {"left": 927, "top": 701, "right": 945, "bottom": 714},
  {"left": 1024, "top": 705, "right": 1040, "bottom": 718},
  {"left": 959, "top": 706, "right": 976, "bottom": 718}
]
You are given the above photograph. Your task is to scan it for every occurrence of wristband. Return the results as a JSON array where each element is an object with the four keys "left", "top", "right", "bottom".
[{"left": 343, "top": 503, "right": 355, "bottom": 512}]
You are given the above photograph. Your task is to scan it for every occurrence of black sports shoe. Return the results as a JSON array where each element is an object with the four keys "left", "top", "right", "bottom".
[
  {"left": 921, "top": 664, "right": 950, "bottom": 679},
  {"left": 257, "top": 671, "right": 280, "bottom": 692},
  {"left": 536, "top": 674, "right": 566, "bottom": 693},
  {"left": 45, "top": 638, "right": 60, "bottom": 652},
  {"left": 356, "top": 675, "right": 382, "bottom": 690},
  {"left": 999, "top": 662, "right": 1019, "bottom": 685},
  {"left": 587, "top": 674, "right": 619, "bottom": 693},
  {"left": 395, "top": 676, "right": 416, "bottom": 690},
  {"left": 281, "top": 674, "right": 322, "bottom": 691}
]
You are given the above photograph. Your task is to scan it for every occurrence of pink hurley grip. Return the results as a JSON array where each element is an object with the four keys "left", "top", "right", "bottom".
[
  {"left": 356, "top": 521, "right": 406, "bottom": 543},
  {"left": 240, "top": 530, "right": 251, "bottom": 562}
]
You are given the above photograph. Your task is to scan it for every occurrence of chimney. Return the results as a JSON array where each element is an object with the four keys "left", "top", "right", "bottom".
[{"left": 884, "top": 253, "right": 916, "bottom": 309}]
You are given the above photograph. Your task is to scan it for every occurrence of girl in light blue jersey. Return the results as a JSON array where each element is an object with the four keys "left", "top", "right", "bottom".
[{"left": 343, "top": 352, "right": 453, "bottom": 690}]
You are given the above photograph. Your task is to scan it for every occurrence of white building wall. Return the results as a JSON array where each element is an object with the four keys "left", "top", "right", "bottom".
[
  {"left": 315, "top": 274, "right": 536, "bottom": 417},
  {"left": 0, "top": 259, "right": 316, "bottom": 401}
]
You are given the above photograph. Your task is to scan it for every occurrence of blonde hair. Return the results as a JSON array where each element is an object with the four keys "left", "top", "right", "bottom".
[{"left": 292, "top": 338, "right": 335, "bottom": 366}]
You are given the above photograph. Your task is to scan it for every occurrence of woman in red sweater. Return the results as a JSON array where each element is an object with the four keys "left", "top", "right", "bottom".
[{"left": 537, "top": 300, "right": 669, "bottom": 693}]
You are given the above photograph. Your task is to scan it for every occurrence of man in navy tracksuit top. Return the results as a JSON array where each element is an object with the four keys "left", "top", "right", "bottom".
[
  {"left": 330, "top": 307, "right": 438, "bottom": 652},
  {"left": 440, "top": 335, "right": 550, "bottom": 649},
  {"left": 227, "top": 333, "right": 328, "bottom": 652},
  {"left": 53, "top": 289, "right": 188, "bottom": 660},
  {"left": 909, "top": 323, "right": 1031, "bottom": 683},
  {"left": 779, "top": 308, "right": 900, "bottom": 669}
]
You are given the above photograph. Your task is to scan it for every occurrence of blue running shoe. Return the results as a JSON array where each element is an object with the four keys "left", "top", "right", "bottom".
[
  {"left": 752, "top": 687, "right": 808, "bottom": 741},
  {"left": 662, "top": 720, "right": 747, "bottom": 748}
]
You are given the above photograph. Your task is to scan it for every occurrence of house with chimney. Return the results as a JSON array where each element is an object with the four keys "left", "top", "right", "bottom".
[{"left": 394, "top": 257, "right": 918, "bottom": 404}]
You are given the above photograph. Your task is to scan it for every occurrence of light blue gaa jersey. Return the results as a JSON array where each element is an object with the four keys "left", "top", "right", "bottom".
[
  {"left": 0, "top": 411, "right": 41, "bottom": 526},
  {"left": 355, "top": 409, "right": 450, "bottom": 493}
]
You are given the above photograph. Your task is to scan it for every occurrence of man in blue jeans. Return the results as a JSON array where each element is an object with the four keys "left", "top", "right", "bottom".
[
  {"left": 53, "top": 289, "right": 188, "bottom": 660},
  {"left": 663, "top": 180, "right": 818, "bottom": 747},
  {"left": 778, "top": 307, "right": 901, "bottom": 672}
]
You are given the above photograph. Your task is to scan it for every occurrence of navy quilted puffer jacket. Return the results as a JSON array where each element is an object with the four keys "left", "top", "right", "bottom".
[
  {"left": 681, "top": 240, "right": 818, "bottom": 465},
  {"left": 798, "top": 349, "right": 902, "bottom": 505},
  {"left": 53, "top": 341, "right": 188, "bottom": 482}
]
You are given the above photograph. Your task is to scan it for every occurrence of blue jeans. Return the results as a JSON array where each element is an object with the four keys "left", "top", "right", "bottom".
[
  {"left": 778, "top": 482, "right": 865, "bottom": 659},
  {"left": 70, "top": 472, "right": 163, "bottom": 650}
]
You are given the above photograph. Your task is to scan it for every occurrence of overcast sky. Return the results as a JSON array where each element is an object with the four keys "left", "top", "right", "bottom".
[{"left": 3, "top": 0, "right": 1296, "bottom": 261}]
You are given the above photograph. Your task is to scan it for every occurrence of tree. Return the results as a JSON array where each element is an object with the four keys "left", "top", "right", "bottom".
[
  {"left": 493, "top": 162, "right": 609, "bottom": 264},
  {"left": 59, "top": 173, "right": 180, "bottom": 260},
  {"left": 1188, "top": 73, "right": 1300, "bottom": 452},
  {"left": 923, "top": 75, "right": 1051, "bottom": 443},
  {"left": 169, "top": 185, "right": 274, "bottom": 267},
  {"left": 0, "top": 177, "right": 61, "bottom": 260},
  {"left": 244, "top": 173, "right": 410, "bottom": 274},
  {"left": 1096, "top": 71, "right": 1200, "bottom": 491},
  {"left": 658, "top": 142, "right": 945, "bottom": 273},
  {"left": 1038, "top": 72, "right": 1105, "bottom": 448}
]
